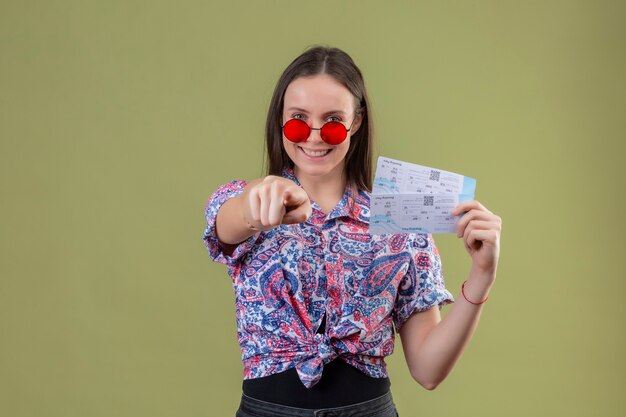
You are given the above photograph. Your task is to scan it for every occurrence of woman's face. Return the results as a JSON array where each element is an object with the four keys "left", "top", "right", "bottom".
[{"left": 282, "top": 74, "right": 361, "bottom": 183}]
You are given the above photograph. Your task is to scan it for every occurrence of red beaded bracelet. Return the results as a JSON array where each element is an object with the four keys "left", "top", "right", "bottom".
[{"left": 461, "top": 280, "right": 489, "bottom": 305}]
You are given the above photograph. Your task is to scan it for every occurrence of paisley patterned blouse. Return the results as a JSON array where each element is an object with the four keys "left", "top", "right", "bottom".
[{"left": 202, "top": 168, "right": 454, "bottom": 388}]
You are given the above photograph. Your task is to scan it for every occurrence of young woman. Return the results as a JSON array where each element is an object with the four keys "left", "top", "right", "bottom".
[{"left": 203, "top": 45, "right": 502, "bottom": 417}]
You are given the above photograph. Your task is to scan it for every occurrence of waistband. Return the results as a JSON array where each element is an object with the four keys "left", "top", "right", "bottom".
[
  {"left": 242, "top": 358, "right": 390, "bottom": 408},
  {"left": 237, "top": 390, "right": 397, "bottom": 417}
]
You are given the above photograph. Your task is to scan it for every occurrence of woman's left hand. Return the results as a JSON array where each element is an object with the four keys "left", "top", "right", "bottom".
[{"left": 451, "top": 200, "right": 502, "bottom": 276}]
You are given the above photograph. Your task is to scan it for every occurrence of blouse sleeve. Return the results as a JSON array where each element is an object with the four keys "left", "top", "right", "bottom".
[
  {"left": 202, "top": 180, "right": 261, "bottom": 267},
  {"left": 392, "top": 233, "right": 455, "bottom": 332}
]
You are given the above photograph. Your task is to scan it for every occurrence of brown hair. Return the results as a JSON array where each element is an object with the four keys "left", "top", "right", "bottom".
[{"left": 264, "top": 45, "right": 373, "bottom": 192}]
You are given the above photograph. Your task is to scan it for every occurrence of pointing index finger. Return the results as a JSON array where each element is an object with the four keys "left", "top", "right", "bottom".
[{"left": 283, "top": 187, "right": 308, "bottom": 208}]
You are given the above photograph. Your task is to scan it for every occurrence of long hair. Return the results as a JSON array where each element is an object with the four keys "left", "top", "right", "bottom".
[{"left": 264, "top": 45, "right": 373, "bottom": 192}]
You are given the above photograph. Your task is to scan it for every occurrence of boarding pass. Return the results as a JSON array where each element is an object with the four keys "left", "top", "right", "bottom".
[{"left": 370, "top": 157, "right": 476, "bottom": 234}]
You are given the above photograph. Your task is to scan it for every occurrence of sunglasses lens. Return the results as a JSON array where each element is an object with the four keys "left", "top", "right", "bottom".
[
  {"left": 283, "top": 119, "right": 310, "bottom": 142},
  {"left": 320, "top": 121, "right": 347, "bottom": 145}
]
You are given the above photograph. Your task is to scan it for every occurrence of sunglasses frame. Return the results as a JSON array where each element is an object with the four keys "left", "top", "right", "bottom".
[{"left": 281, "top": 116, "right": 358, "bottom": 145}]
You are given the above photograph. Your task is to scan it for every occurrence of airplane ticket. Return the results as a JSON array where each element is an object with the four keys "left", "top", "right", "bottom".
[{"left": 370, "top": 157, "right": 477, "bottom": 235}]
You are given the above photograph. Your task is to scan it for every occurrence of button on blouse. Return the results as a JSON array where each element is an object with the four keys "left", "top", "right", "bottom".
[{"left": 202, "top": 168, "right": 454, "bottom": 388}]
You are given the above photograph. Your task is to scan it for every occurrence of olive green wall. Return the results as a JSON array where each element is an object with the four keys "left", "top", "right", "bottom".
[{"left": 1, "top": 1, "right": 624, "bottom": 416}]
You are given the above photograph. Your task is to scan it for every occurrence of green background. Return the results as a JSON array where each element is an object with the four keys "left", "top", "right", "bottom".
[{"left": 1, "top": 1, "right": 624, "bottom": 416}]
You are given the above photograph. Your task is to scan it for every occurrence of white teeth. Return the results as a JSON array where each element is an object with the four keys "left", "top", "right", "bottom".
[{"left": 300, "top": 147, "right": 330, "bottom": 157}]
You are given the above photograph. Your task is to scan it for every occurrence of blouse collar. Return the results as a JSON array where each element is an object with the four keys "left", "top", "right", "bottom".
[{"left": 281, "top": 167, "right": 370, "bottom": 225}]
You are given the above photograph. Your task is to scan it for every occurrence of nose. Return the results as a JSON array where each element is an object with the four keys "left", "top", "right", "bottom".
[{"left": 306, "top": 127, "right": 324, "bottom": 143}]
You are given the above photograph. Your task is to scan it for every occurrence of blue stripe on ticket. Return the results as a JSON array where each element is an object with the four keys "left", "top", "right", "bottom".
[{"left": 462, "top": 176, "right": 477, "bottom": 196}]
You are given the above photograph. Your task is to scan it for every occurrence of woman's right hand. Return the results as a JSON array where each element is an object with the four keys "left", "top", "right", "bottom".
[{"left": 242, "top": 176, "right": 312, "bottom": 231}]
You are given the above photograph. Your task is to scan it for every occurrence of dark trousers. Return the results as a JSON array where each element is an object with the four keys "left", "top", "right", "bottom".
[{"left": 236, "top": 390, "right": 399, "bottom": 417}]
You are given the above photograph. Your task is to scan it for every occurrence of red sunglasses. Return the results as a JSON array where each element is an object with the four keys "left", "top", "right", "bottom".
[{"left": 281, "top": 117, "right": 357, "bottom": 145}]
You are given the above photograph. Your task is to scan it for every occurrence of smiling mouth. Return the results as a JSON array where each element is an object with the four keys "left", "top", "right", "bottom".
[{"left": 298, "top": 146, "right": 332, "bottom": 157}]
